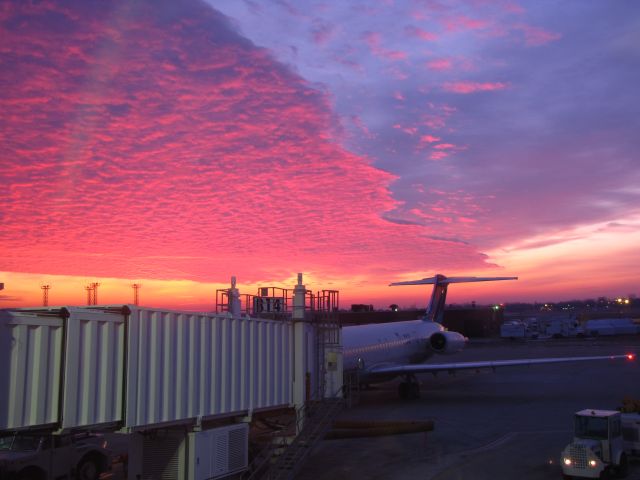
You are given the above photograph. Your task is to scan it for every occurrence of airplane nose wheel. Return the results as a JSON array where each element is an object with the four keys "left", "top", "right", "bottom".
[{"left": 398, "top": 375, "right": 421, "bottom": 400}]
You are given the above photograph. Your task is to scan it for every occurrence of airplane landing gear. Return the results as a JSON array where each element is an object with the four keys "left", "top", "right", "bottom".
[{"left": 398, "top": 375, "right": 420, "bottom": 400}]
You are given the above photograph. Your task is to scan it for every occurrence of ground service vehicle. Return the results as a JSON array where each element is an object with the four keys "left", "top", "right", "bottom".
[
  {"left": 561, "top": 409, "right": 640, "bottom": 479},
  {"left": 0, "top": 432, "right": 111, "bottom": 480}
]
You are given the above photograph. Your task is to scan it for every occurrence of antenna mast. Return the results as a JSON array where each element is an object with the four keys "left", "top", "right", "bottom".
[
  {"left": 41, "top": 285, "right": 51, "bottom": 306},
  {"left": 132, "top": 283, "right": 141, "bottom": 306},
  {"left": 85, "top": 282, "right": 100, "bottom": 305}
]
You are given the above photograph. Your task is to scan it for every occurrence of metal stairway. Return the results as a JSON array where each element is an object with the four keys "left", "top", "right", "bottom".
[
  {"left": 266, "top": 396, "right": 345, "bottom": 480},
  {"left": 244, "top": 287, "right": 345, "bottom": 480}
]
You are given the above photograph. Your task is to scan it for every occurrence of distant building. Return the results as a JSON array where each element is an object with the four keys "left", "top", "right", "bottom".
[
  {"left": 443, "top": 308, "right": 503, "bottom": 338},
  {"left": 350, "top": 304, "right": 374, "bottom": 312}
]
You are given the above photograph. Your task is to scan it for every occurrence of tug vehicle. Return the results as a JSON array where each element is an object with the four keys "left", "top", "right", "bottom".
[{"left": 561, "top": 409, "right": 640, "bottom": 479}]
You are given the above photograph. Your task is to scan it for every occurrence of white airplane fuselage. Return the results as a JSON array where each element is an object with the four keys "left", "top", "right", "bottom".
[
  {"left": 342, "top": 319, "right": 447, "bottom": 382},
  {"left": 333, "top": 275, "right": 634, "bottom": 397}
]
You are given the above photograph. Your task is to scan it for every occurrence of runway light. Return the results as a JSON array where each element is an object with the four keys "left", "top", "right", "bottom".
[
  {"left": 627, "top": 353, "right": 636, "bottom": 361},
  {"left": 563, "top": 458, "right": 572, "bottom": 466}
]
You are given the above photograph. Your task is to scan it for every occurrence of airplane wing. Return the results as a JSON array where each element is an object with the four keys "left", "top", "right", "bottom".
[
  {"left": 389, "top": 275, "right": 518, "bottom": 286},
  {"left": 369, "top": 354, "right": 635, "bottom": 375}
]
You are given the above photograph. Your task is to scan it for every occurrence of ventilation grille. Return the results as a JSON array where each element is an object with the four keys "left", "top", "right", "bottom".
[
  {"left": 569, "top": 444, "right": 587, "bottom": 469},
  {"left": 227, "top": 425, "right": 248, "bottom": 472},
  {"left": 213, "top": 432, "right": 229, "bottom": 477},
  {"left": 143, "top": 433, "right": 183, "bottom": 480}
]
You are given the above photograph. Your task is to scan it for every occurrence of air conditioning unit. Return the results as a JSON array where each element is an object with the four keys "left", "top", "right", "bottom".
[{"left": 189, "top": 424, "right": 249, "bottom": 480}]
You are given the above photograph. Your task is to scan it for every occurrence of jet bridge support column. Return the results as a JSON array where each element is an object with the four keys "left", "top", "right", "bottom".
[
  {"left": 227, "top": 276, "right": 241, "bottom": 317},
  {"left": 292, "top": 273, "right": 312, "bottom": 433}
]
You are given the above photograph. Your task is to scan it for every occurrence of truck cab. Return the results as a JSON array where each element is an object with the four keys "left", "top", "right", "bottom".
[
  {"left": 561, "top": 409, "right": 628, "bottom": 479},
  {"left": 0, "top": 432, "right": 111, "bottom": 480}
]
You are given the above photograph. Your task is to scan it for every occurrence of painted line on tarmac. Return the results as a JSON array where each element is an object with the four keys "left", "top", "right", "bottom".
[{"left": 426, "top": 429, "right": 572, "bottom": 480}]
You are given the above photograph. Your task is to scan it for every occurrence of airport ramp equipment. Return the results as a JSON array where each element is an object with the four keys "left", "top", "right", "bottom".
[{"left": 0, "top": 306, "right": 294, "bottom": 432}]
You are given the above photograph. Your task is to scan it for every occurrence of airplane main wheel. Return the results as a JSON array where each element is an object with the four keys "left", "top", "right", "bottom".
[
  {"left": 409, "top": 382, "right": 420, "bottom": 399},
  {"left": 398, "top": 382, "right": 409, "bottom": 399},
  {"left": 398, "top": 382, "right": 411, "bottom": 400},
  {"left": 398, "top": 382, "right": 420, "bottom": 400}
]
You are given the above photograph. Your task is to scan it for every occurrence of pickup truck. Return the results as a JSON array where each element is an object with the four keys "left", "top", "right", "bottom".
[{"left": 0, "top": 432, "right": 112, "bottom": 480}]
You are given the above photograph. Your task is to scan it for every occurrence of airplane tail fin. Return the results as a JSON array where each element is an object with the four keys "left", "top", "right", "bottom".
[{"left": 389, "top": 274, "right": 517, "bottom": 323}]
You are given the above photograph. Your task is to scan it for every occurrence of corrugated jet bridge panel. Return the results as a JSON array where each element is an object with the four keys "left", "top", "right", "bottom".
[{"left": 0, "top": 306, "right": 294, "bottom": 432}]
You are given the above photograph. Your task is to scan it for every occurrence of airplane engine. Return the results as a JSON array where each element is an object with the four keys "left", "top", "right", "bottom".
[{"left": 429, "top": 331, "right": 466, "bottom": 354}]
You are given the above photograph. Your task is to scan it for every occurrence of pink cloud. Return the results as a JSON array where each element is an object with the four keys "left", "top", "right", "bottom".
[
  {"left": 361, "top": 30, "right": 408, "bottom": 61},
  {"left": 349, "top": 115, "right": 374, "bottom": 139},
  {"left": 516, "top": 24, "right": 562, "bottom": 46},
  {"left": 393, "top": 124, "right": 418, "bottom": 135},
  {"left": 505, "top": 2, "right": 526, "bottom": 14},
  {"left": 443, "top": 81, "right": 508, "bottom": 94},
  {"left": 433, "top": 143, "right": 456, "bottom": 150},
  {"left": 361, "top": 31, "right": 381, "bottom": 49},
  {"left": 426, "top": 58, "right": 453, "bottom": 71},
  {"left": 0, "top": 1, "right": 491, "bottom": 288},
  {"left": 429, "top": 151, "right": 450, "bottom": 161},
  {"left": 383, "top": 50, "right": 408, "bottom": 61},
  {"left": 404, "top": 25, "right": 438, "bottom": 41},
  {"left": 311, "top": 22, "right": 335, "bottom": 45},
  {"left": 386, "top": 64, "right": 409, "bottom": 79},
  {"left": 443, "top": 15, "right": 490, "bottom": 32},
  {"left": 420, "top": 135, "right": 440, "bottom": 143},
  {"left": 420, "top": 103, "right": 457, "bottom": 130}
]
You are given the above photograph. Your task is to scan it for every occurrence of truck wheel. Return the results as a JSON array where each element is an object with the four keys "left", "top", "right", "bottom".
[
  {"left": 616, "top": 453, "right": 628, "bottom": 478},
  {"left": 18, "top": 467, "right": 44, "bottom": 480},
  {"left": 77, "top": 456, "right": 100, "bottom": 480}
]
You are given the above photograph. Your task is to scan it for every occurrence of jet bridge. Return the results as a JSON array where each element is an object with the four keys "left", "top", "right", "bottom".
[{"left": 0, "top": 274, "right": 342, "bottom": 479}]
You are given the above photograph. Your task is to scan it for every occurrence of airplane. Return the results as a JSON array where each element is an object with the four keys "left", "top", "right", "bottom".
[{"left": 341, "top": 274, "right": 636, "bottom": 399}]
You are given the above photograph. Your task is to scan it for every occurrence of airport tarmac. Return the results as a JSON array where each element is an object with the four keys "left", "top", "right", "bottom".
[{"left": 299, "top": 336, "right": 640, "bottom": 480}]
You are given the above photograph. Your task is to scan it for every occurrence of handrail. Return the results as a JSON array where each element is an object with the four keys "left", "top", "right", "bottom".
[{"left": 243, "top": 381, "right": 349, "bottom": 480}]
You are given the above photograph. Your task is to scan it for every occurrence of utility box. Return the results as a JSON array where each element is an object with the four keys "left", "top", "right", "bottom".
[
  {"left": 324, "top": 347, "right": 343, "bottom": 398},
  {"left": 188, "top": 424, "right": 249, "bottom": 480}
]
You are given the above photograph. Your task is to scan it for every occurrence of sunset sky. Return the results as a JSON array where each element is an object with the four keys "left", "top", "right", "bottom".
[{"left": 1, "top": 1, "right": 639, "bottom": 310}]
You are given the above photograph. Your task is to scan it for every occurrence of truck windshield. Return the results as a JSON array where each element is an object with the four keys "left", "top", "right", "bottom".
[
  {"left": 575, "top": 415, "right": 609, "bottom": 440},
  {"left": 0, "top": 435, "right": 40, "bottom": 451}
]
